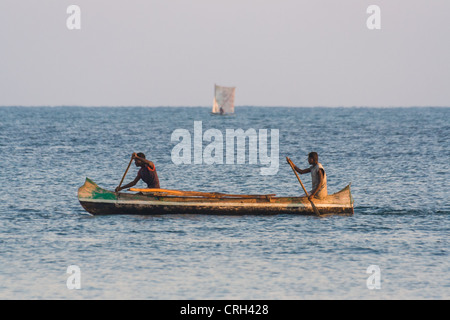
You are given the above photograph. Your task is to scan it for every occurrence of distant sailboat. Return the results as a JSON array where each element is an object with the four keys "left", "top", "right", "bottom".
[{"left": 212, "top": 84, "right": 235, "bottom": 115}]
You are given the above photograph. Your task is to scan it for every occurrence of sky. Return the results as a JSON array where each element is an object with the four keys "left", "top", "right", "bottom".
[{"left": 0, "top": 0, "right": 449, "bottom": 107}]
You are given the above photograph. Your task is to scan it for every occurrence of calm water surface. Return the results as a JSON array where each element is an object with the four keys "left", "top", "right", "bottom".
[{"left": 0, "top": 107, "right": 448, "bottom": 299}]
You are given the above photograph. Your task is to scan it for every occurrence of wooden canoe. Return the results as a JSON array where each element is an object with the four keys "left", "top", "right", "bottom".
[{"left": 78, "top": 178, "right": 354, "bottom": 216}]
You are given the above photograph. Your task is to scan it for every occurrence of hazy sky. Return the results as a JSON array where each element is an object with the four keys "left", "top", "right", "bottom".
[{"left": 0, "top": 0, "right": 449, "bottom": 107}]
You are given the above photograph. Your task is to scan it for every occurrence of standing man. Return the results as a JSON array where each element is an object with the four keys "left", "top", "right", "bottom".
[
  {"left": 115, "top": 152, "right": 160, "bottom": 192},
  {"left": 289, "top": 152, "right": 327, "bottom": 200}
]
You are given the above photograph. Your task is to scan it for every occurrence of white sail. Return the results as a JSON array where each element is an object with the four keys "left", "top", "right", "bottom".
[{"left": 212, "top": 84, "right": 235, "bottom": 114}]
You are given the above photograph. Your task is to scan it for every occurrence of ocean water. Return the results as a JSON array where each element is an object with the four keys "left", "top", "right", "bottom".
[{"left": 0, "top": 106, "right": 448, "bottom": 300}]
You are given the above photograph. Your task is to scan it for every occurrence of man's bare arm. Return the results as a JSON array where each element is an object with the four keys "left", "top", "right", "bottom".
[
  {"left": 294, "top": 166, "right": 311, "bottom": 175},
  {"left": 115, "top": 175, "right": 140, "bottom": 192},
  {"left": 286, "top": 157, "right": 310, "bottom": 174}
]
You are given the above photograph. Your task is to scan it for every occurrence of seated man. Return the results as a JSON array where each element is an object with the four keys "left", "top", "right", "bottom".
[
  {"left": 115, "top": 152, "right": 160, "bottom": 192},
  {"left": 291, "top": 152, "right": 327, "bottom": 199}
]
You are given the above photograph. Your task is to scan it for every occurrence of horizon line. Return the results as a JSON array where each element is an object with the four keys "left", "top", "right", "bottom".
[{"left": 1, "top": 105, "right": 449, "bottom": 108}]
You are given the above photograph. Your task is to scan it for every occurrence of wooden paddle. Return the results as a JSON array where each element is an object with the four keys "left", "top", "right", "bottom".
[
  {"left": 286, "top": 157, "right": 321, "bottom": 216},
  {"left": 116, "top": 155, "right": 134, "bottom": 192}
]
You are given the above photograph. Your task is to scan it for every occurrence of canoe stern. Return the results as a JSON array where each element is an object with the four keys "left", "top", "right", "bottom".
[{"left": 78, "top": 177, "right": 117, "bottom": 200}]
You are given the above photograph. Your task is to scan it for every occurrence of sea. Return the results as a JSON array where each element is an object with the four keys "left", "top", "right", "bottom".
[{"left": 0, "top": 106, "right": 448, "bottom": 300}]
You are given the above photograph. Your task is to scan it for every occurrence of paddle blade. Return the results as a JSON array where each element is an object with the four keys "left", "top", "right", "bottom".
[{"left": 309, "top": 200, "right": 321, "bottom": 216}]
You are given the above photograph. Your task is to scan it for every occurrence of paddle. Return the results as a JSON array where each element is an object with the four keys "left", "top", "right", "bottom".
[
  {"left": 286, "top": 157, "right": 321, "bottom": 216},
  {"left": 116, "top": 155, "right": 134, "bottom": 192}
]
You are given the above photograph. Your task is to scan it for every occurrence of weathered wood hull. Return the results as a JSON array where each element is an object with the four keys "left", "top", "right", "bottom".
[{"left": 78, "top": 178, "right": 354, "bottom": 216}]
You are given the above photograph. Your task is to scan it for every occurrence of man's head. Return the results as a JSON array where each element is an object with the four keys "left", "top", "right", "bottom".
[
  {"left": 135, "top": 152, "right": 146, "bottom": 167},
  {"left": 308, "top": 152, "right": 319, "bottom": 165}
]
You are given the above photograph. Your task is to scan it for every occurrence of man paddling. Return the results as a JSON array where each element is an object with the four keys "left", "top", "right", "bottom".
[
  {"left": 288, "top": 152, "right": 327, "bottom": 200},
  {"left": 115, "top": 152, "right": 160, "bottom": 192}
]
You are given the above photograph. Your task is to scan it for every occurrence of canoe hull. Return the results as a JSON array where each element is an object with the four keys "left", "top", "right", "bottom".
[
  {"left": 79, "top": 199, "right": 354, "bottom": 216},
  {"left": 78, "top": 178, "right": 354, "bottom": 216}
]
